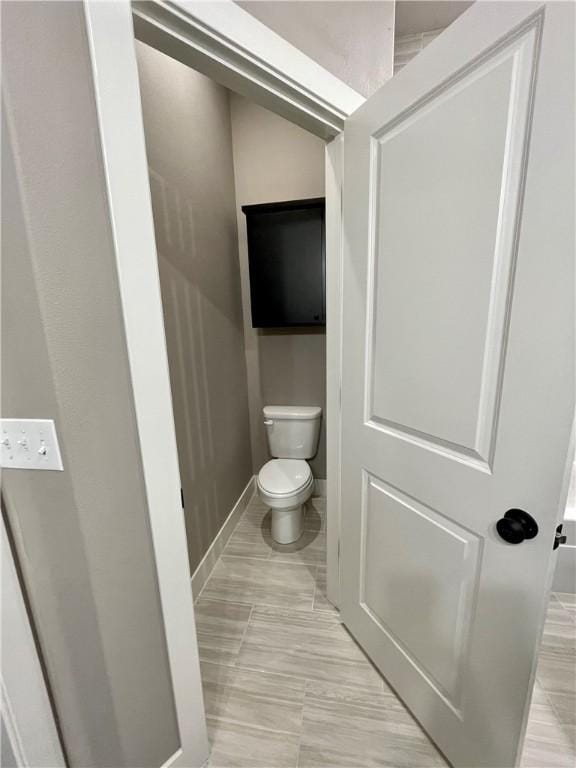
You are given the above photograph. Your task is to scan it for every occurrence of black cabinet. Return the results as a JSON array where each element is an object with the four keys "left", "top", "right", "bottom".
[{"left": 242, "top": 198, "right": 325, "bottom": 328}]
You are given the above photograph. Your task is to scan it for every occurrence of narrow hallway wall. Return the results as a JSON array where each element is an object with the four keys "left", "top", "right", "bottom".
[{"left": 135, "top": 42, "right": 253, "bottom": 573}]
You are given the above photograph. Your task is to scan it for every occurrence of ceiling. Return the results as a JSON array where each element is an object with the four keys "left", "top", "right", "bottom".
[
  {"left": 238, "top": 1, "right": 395, "bottom": 97},
  {"left": 237, "top": 1, "right": 475, "bottom": 98},
  {"left": 394, "top": 1, "right": 475, "bottom": 36}
]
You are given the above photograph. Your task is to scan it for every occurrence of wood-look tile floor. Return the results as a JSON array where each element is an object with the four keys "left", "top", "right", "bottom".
[{"left": 196, "top": 494, "right": 576, "bottom": 767}]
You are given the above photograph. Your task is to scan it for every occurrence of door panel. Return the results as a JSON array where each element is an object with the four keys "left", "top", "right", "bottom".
[
  {"left": 361, "top": 473, "right": 482, "bottom": 710},
  {"left": 367, "top": 36, "right": 535, "bottom": 465},
  {"left": 341, "top": 3, "right": 574, "bottom": 767}
]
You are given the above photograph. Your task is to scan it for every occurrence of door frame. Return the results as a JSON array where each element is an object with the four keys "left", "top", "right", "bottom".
[
  {"left": 1, "top": 515, "right": 66, "bottom": 768},
  {"left": 83, "top": 0, "right": 366, "bottom": 763}
]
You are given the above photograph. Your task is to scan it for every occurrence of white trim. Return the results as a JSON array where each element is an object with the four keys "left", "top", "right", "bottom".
[
  {"left": 325, "top": 134, "right": 344, "bottom": 608},
  {"left": 83, "top": 2, "right": 209, "bottom": 765},
  {"left": 191, "top": 476, "right": 257, "bottom": 598},
  {"left": 84, "top": 0, "right": 354, "bottom": 758},
  {"left": 131, "top": 0, "right": 364, "bottom": 139},
  {"left": 159, "top": 747, "right": 186, "bottom": 768},
  {"left": 1, "top": 518, "right": 66, "bottom": 768}
]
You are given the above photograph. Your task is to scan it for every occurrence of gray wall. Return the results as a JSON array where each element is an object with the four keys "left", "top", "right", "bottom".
[
  {"left": 1, "top": 3, "right": 179, "bottom": 766},
  {"left": 135, "top": 42, "right": 253, "bottom": 573},
  {"left": 230, "top": 95, "right": 327, "bottom": 477}
]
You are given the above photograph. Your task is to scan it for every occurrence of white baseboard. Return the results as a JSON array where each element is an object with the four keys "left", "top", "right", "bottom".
[
  {"left": 314, "top": 478, "right": 327, "bottom": 496},
  {"left": 191, "top": 475, "right": 256, "bottom": 599},
  {"left": 160, "top": 749, "right": 184, "bottom": 768}
]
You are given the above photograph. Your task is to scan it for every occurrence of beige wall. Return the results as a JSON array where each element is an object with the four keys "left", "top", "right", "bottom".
[
  {"left": 135, "top": 42, "right": 253, "bottom": 573},
  {"left": 230, "top": 95, "right": 327, "bottom": 477},
  {"left": 1, "top": 3, "right": 178, "bottom": 766},
  {"left": 394, "top": 29, "right": 443, "bottom": 74}
]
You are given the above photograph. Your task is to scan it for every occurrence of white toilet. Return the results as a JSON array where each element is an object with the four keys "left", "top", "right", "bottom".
[{"left": 257, "top": 405, "right": 322, "bottom": 544}]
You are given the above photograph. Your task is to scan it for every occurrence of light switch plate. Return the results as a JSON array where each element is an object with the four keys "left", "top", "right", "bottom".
[{"left": 1, "top": 419, "right": 63, "bottom": 471}]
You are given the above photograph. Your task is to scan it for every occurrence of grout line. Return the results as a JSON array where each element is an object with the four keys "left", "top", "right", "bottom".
[
  {"left": 202, "top": 657, "right": 313, "bottom": 689},
  {"left": 205, "top": 713, "right": 303, "bottom": 740},
  {"left": 194, "top": 594, "right": 326, "bottom": 613},
  {"left": 195, "top": 595, "right": 254, "bottom": 609},
  {"left": 310, "top": 565, "right": 319, "bottom": 612},
  {"left": 535, "top": 684, "right": 561, "bottom": 723},
  {"left": 295, "top": 708, "right": 304, "bottom": 768},
  {"left": 234, "top": 604, "right": 254, "bottom": 665},
  {"left": 218, "top": 553, "right": 318, "bottom": 568}
]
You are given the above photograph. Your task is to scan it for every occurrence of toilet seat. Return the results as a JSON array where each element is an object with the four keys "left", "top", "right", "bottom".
[{"left": 257, "top": 459, "right": 312, "bottom": 497}]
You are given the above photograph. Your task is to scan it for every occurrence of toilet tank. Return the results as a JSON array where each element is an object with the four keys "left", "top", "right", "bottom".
[{"left": 263, "top": 406, "right": 322, "bottom": 459}]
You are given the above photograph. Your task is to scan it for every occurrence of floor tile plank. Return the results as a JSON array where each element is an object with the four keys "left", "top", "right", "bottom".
[
  {"left": 207, "top": 717, "right": 300, "bottom": 768},
  {"left": 201, "top": 661, "right": 305, "bottom": 734},
  {"left": 268, "top": 529, "right": 326, "bottom": 566},
  {"left": 237, "top": 605, "right": 384, "bottom": 689},
  {"left": 299, "top": 684, "right": 448, "bottom": 768},
  {"left": 202, "top": 555, "right": 316, "bottom": 611},
  {"left": 548, "top": 692, "right": 576, "bottom": 726},
  {"left": 313, "top": 567, "right": 338, "bottom": 614},
  {"left": 537, "top": 656, "right": 576, "bottom": 696},
  {"left": 195, "top": 598, "right": 252, "bottom": 665}
]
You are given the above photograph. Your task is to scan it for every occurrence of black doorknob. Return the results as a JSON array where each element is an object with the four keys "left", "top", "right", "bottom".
[{"left": 496, "top": 509, "right": 539, "bottom": 544}]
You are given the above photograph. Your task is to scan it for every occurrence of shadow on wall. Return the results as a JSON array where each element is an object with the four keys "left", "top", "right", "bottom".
[
  {"left": 136, "top": 41, "right": 253, "bottom": 574},
  {"left": 150, "top": 172, "right": 253, "bottom": 575}
]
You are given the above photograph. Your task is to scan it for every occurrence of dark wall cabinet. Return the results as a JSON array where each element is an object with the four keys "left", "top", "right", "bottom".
[{"left": 242, "top": 198, "right": 325, "bottom": 328}]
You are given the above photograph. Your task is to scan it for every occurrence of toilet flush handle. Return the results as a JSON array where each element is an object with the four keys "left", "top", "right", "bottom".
[{"left": 263, "top": 419, "right": 274, "bottom": 426}]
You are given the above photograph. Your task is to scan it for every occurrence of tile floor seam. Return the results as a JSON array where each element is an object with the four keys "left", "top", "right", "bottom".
[
  {"left": 308, "top": 565, "right": 319, "bottom": 612},
  {"left": 532, "top": 685, "right": 562, "bottom": 731},
  {"left": 202, "top": 657, "right": 318, "bottom": 686},
  {"left": 294, "top": 708, "right": 304, "bottom": 768},
  {"left": 199, "top": 595, "right": 320, "bottom": 613},
  {"left": 219, "top": 553, "right": 319, "bottom": 569},
  {"left": 547, "top": 692, "right": 576, "bottom": 726},
  {"left": 195, "top": 596, "right": 254, "bottom": 609},
  {"left": 205, "top": 712, "right": 303, "bottom": 740},
  {"left": 234, "top": 603, "right": 254, "bottom": 664}
]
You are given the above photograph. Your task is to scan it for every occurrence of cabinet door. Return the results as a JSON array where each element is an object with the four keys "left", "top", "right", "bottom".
[{"left": 246, "top": 206, "right": 325, "bottom": 327}]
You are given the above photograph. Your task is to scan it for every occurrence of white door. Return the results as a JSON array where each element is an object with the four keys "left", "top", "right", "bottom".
[{"left": 340, "top": 3, "right": 574, "bottom": 767}]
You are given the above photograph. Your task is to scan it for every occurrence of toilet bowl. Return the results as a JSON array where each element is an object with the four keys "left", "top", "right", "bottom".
[
  {"left": 257, "top": 459, "right": 315, "bottom": 544},
  {"left": 257, "top": 405, "right": 322, "bottom": 544}
]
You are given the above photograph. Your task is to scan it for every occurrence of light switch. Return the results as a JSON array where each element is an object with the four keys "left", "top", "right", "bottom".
[{"left": 1, "top": 419, "right": 63, "bottom": 471}]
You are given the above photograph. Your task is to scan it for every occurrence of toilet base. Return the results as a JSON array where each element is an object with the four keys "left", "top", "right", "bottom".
[{"left": 271, "top": 505, "right": 303, "bottom": 544}]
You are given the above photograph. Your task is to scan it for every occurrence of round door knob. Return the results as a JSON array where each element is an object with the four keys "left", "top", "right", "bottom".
[{"left": 496, "top": 509, "right": 539, "bottom": 544}]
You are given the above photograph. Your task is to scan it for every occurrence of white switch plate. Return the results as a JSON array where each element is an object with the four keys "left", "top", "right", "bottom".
[{"left": 1, "top": 419, "right": 63, "bottom": 471}]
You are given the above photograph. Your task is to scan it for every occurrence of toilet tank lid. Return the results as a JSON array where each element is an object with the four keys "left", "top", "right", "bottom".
[{"left": 263, "top": 406, "right": 322, "bottom": 421}]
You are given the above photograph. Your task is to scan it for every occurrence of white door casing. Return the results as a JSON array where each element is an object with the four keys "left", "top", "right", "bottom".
[
  {"left": 2, "top": 517, "right": 66, "bottom": 768},
  {"left": 340, "top": 3, "right": 574, "bottom": 767},
  {"left": 82, "top": 1, "right": 357, "bottom": 765}
]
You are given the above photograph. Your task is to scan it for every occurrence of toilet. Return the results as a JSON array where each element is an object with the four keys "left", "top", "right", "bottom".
[{"left": 257, "top": 405, "right": 322, "bottom": 544}]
